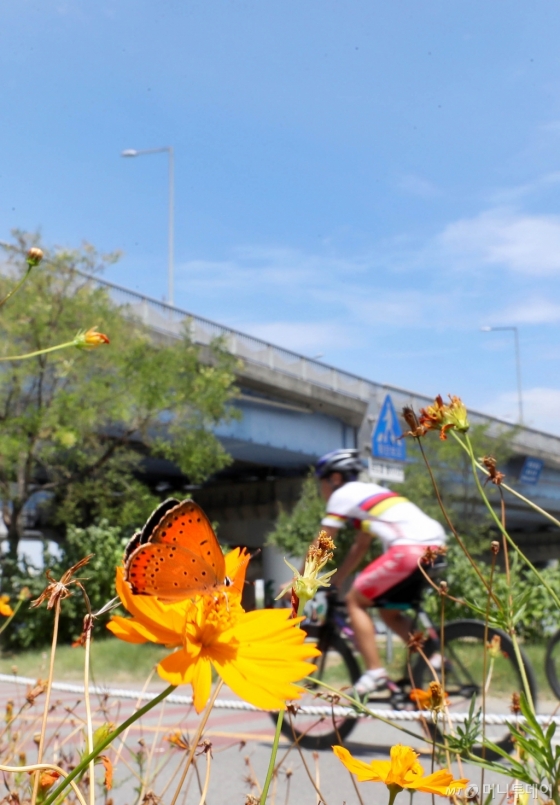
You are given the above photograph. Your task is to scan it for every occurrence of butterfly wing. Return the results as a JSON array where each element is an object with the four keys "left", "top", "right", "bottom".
[
  {"left": 125, "top": 543, "right": 220, "bottom": 599},
  {"left": 123, "top": 498, "right": 181, "bottom": 565},
  {"left": 140, "top": 498, "right": 181, "bottom": 543},
  {"left": 123, "top": 531, "right": 142, "bottom": 565},
  {"left": 148, "top": 500, "right": 226, "bottom": 583}
]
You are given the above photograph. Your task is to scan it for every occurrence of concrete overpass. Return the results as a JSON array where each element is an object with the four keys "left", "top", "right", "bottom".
[{"left": 77, "top": 272, "right": 560, "bottom": 566}]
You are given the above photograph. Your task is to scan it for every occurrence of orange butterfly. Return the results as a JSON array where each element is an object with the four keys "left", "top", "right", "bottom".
[{"left": 124, "top": 498, "right": 240, "bottom": 601}]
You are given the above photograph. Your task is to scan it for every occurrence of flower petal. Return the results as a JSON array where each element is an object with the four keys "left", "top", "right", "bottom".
[
  {"left": 224, "top": 548, "right": 251, "bottom": 594},
  {"left": 106, "top": 616, "right": 152, "bottom": 644},
  {"left": 333, "top": 746, "right": 390, "bottom": 782},
  {"left": 115, "top": 567, "right": 185, "bottom": 640},
  {"left": 157, "top": 649, "right": 195, "bottom": 686},
  {"left": 209, "top": 609, "right": 319, "bottom": 710},
  {"left": 192, "top": 658, "right": 213, "bottom": 713},
  {"left": 410, "top": 770, "right": 468, "bottom": 796}
]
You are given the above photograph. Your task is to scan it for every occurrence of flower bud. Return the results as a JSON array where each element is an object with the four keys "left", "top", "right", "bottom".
[
  {"left": 487, "top": 634, "right": 502, "bottom": 658},
  {"left": 26, "top": 247, "right": 44, "bottom": 267},
  {"left": 74, "top": 326, "right": 110, "bottom": 350},
  {"left": 491, "top": 540, "right": 500, "bottom": 555}
]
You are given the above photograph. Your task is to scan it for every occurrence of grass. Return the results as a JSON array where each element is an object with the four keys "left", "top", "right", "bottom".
[
  {"left": 1, "top": 637, "right": 557, "bottom": 704},
  {"left": 0, "top": 637, "right": 170, "bottom": 686}
]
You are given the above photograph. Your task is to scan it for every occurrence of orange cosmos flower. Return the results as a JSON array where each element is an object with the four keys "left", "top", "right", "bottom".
[
  {"left": 27, "top": 769, "right": 61, "bottom": 790},
  {"left": 0, "top": 595, "right": 13, "bottom": 617},
  {"left": 333, "top": 744, "right": 468, "bottom": 799},
  {"left": 74, "top": 326, "right": 110, "bottom": 350},
  {"left": 107, "top": 548, "right": 319, "bottom": 713},
  {"left": 409, "top": 681, "right": 449, "bottom": 713}
]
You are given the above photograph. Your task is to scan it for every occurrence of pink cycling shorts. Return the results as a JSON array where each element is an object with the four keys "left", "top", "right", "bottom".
[{"left": 353, "top": 544, "right": 436, "bottom": 601}]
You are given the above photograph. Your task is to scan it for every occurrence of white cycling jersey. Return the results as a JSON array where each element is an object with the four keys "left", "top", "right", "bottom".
[{"left": 321, "top": 481, "right": 445, "bottom": 550}]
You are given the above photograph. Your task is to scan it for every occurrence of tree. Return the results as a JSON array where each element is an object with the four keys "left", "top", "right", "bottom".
[{"left": 0, "top": 232, "right": 238, "bottom": 581}]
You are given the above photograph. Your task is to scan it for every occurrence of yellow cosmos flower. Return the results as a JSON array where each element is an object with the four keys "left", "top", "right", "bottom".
[
  {"left": 0, "top": 595, "right": 13, "bottom": 617},
  {"left": 333, "top": 744, "right": 468, "bottom": 801},
  {"left": 419, "top": 394, "right": 469, "bottom": 440},
  {"left": 409, "top": 682, "right": 449, "bottom": 713},
  {"left": 107, "top": 549, "right": 320, "bottom": 713}
]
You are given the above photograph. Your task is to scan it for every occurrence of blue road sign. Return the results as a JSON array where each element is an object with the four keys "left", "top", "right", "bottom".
[
  {"left": 372, "top": 395, "right": 406, "bottom": 461},
  {"left": 519, "top": 456, "right": 544, "bottom": 485}
]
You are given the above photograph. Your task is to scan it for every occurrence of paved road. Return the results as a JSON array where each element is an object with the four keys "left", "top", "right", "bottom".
[{"left": 0, "top": 679, "right": 521, "bottom": 805}]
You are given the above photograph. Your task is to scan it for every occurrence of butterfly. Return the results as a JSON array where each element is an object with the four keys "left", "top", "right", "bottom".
[{"left": 123, "top": 498, "right": 234, "bottom": 601}]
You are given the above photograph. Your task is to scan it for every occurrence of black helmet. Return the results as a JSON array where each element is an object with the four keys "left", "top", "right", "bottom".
[{"left": 315, "top": 449, "right": 363, "bottom": 481}]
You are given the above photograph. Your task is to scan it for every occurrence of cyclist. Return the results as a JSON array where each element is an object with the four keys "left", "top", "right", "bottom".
[{"left": 314, "top": 448, "right": 446, "bottom": 699}]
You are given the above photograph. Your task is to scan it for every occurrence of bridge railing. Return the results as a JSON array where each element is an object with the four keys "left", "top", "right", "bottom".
[
  {"left": 77, "top": 272, "right": 373, "bottom": 402},
  {"left": 74, "top": 271, "right": 560, "bottom": 462}
]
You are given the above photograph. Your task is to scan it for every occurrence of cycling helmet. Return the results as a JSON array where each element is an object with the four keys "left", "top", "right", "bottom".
[{"left": 315, "top": 449, "right": 363, "bottom": 481}]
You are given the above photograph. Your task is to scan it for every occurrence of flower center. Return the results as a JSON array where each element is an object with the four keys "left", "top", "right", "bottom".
[{"left": 184, "top": 593, "right": 243, "bottom": 649}]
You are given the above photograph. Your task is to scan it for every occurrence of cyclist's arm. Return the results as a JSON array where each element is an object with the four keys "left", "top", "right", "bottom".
[{"left": 330, "top": 529, "right": 372, "bottom": 589}]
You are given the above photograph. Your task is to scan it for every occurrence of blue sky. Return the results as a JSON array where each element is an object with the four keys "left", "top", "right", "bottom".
[{"left": 2, "top": 1, "right": 560, "bottom": 431}]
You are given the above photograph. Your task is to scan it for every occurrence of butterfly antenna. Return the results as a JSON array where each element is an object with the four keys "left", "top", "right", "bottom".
[{"left": 94, "top": 596, "right": 121, "bottom": 617}]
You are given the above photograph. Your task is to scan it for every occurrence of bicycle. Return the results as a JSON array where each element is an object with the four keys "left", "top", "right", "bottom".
[
  {"left": 273, "top": 561, "right": 537, "bottom": 757},
  {"left": 544, "top": 629, "right": 560, "bottom": 700}
]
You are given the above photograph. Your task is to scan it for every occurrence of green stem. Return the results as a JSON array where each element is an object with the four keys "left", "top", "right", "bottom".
[
  {"left": 260, "top": 709, "right": 284, "bottom": 805},
  {"left": 450, "top": 430, "right": 560, "bottom": 530},
  {"left": 461, "top": 433, "right": 560, "bottom": 613},
  {"left": 480, "top": 550, "right": 496, "bottom": 794},
  {"left": 463, "top": 435, "right": 536, "bottom": 707},
  {"left": 0, "top": 599, "right": 24, "bottom": 636},
  {"left": 0, "top": 340, "right": 77, "bottom": 362},
  {"left": 0, "top": 266, "right": 32, "bottom": 309},
  {"left": 415, "top": 438, "right": 501, "bottom": 609},
  {"left": 509, "top": 632, "right": 534, "bottom": 711},
  {"left": 388, "top": 783, "right": 403, "bottom": 805},
  {"left": 43, "top": 684, "right": 176, "bottom": 805},
  {"left": 306, "top": 676, "right": 450, "bottom": 751}
]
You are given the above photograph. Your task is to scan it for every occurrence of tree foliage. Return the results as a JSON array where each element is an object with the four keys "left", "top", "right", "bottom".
[
  {"left": 0, "top": 233, "right": 238, "bottom": 579},
  {"left": 3, "top": 521, "right": 125, "bottom": 651}
]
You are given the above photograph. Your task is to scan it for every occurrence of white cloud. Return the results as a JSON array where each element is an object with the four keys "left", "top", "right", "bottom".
[
  {"left": 488, "top": 171, "right": 560, "bottom": 205},
  {"left": 397, "top": 173, "right": 441, "bottom": 198},
  {"left": 438, "top": 208, "right": 560, "bottom": 275},
  {"left": 182, "top": 245, "right": 371, "bottom": 291},
  {"left": 481, "top": 387, "right": 560, "bottom": 435},
  {"left": 494, "top": 298, "right": 560, "bottom": 325},
  {"left": 181, "top": 243, "right": 473, "bottom": 333},
  {"left": 539, "top": 121, "right": 560, "bottom": 134}
]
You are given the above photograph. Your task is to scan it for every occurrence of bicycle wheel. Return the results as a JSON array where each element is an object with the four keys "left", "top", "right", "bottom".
[
  {"left": 271, "top": 633, "right": 361, "bottom": 750},
  {"left": 545, "top": 629, "right": 560, "bottom": 700},
  {"left": 413, "top": 620, "right": 537, "bottom": 759}
]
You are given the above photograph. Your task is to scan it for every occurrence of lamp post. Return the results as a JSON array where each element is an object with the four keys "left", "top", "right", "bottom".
[
  {"left": 121, "top": 146, "right": 175, "bottom": 306},
  {"left": 480, "top": 325, "right": 524, "bottom": 424}
]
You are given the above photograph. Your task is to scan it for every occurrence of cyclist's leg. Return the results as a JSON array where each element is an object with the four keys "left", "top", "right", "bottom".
[
  {"left": 352, "top": 544, "right": 429, "bottom": 654},
  {"left": 348, "top": 546, "right": 424, "bottom": 697},
  {"left": 379, "top": 608, "right": 413, "bottom": 643},
  {"left": 346, "top": 586, "right": 382, "bottom": 670}
]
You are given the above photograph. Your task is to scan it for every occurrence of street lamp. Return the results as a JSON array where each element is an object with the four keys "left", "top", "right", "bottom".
[
  {"left": 480, "top": 325, "right": 524, "bottom": 424},
  {"left": 121, "top": 146, "right": 175, "bottom": 306}
]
